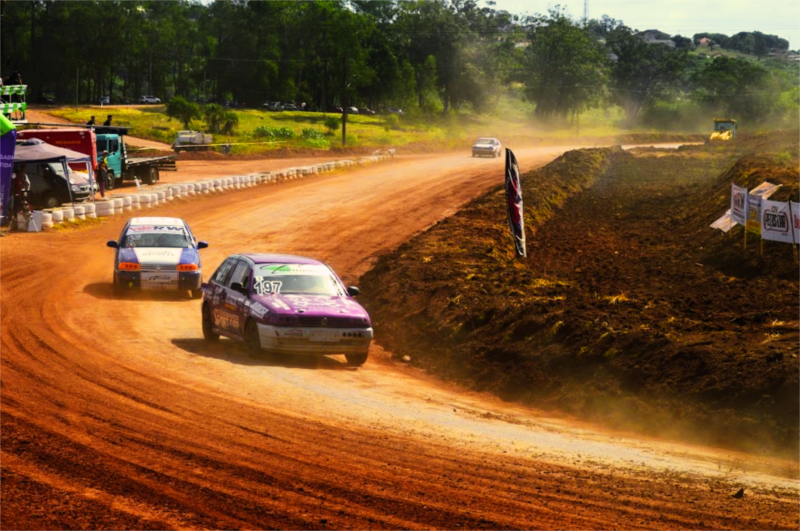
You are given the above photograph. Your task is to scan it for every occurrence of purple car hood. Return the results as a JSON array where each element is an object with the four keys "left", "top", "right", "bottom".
[{"left": 251, "top": 293, "right": 370, "bottom": 320}]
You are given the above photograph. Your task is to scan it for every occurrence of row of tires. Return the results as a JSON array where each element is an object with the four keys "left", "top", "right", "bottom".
[{"left": 18, "top": 150, "right": 396, "bottom": 232}]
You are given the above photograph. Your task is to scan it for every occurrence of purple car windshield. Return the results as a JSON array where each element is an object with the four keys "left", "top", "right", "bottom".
[{"left": 253, "top": 264, "right": 344, "bottom": 296}]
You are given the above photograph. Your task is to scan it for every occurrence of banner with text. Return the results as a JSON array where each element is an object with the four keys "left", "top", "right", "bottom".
[
  {"left": 761, "top": 200, "right": 794, "bottom": 244},
  {"left": 731, "top": 183, "right": 747, "bottom": 226},
  {"left": 793, "top": 202, "right": 800, "bottom": 244}
]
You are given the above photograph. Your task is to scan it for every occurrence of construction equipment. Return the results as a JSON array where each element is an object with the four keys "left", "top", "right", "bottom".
[{"left": 709, "top": 118, "right": 737, "bottom": 142}]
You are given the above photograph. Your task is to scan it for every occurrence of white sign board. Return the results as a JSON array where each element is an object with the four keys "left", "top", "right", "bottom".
[{"left": 761, "top": 200, "right": 794, "bottom": 244}]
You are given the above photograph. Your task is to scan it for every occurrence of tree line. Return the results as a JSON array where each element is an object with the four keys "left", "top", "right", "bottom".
[{"left": 2, "top": 0, "right": 797, "bottom": 128}]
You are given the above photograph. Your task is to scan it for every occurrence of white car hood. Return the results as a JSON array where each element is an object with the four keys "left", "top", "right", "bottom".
[{"left": 133, "top": 248, "right": 183, "bottom": 265}]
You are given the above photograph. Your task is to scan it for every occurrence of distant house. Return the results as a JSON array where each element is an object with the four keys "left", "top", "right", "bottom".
[
  {"left": 641, "top": 29, "right": 676, "bottom": 48},
  {"left": 699, "top": 37, "right": 711, "bottom": 46}
]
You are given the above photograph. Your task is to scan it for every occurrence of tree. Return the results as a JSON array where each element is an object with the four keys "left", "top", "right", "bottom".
[
  {"left": 691, "top": 56, "right": 773, "bottom": 121},
  {"left": 203, "top": 103, "right": 240, "bottom": 134},
  {"left": 522, "top": 9, "right": 608, "bottom": 121},
  {"left": 166, "top": 96, "right": 201, "bottom": 129},
  {"left": 607, "top": 27, "right": 690, "bottom": 126}
]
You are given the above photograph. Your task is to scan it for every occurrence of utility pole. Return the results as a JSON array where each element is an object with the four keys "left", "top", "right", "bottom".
[
  {"left": 583, "top": 0, "right": 588, "bottom": 26},
  {"left": 341, "top": 52, "right": 347, "bottom": 147}
]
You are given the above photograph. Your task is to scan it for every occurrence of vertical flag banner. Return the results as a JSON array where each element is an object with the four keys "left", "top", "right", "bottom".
[
  {"left": 731, "top": 183, "right": 747, "bottom": 226},
  {"left": 504, "top": 148, "right": 526, "bottom": 258},
  {"left": 760, "top": 200, "right": 794, "bottom": 244},
  {"left": 0, "top": 114, "right": 17, "bottom": 221}
]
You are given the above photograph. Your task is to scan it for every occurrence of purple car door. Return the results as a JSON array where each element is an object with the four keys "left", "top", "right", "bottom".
[
  {"left": 222, "top": 259, "right": 252, "bottom": 337},
  {"left": 209, "top": 257, "right": 236, "bottom": 333}
]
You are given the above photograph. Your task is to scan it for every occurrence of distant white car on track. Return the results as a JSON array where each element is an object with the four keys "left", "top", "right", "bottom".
[
  {"left": 107, "top": 217, "right": 208, "bottom": 297},
  {"left": 472, "top": 137, "right": 502, "bottom": 158}
]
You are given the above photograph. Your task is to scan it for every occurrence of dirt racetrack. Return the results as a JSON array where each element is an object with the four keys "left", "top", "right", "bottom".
[{"left": 2, "top": 146, "right": 798, "bottom": 529}]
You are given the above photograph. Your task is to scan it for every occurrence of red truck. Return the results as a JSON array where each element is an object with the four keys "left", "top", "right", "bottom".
[{"left": 17, "top": 128, "right": 97, "bottom": 172}]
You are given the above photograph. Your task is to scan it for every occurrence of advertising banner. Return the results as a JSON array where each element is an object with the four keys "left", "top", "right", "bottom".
[
  {"left": 0, "top": 114, "right": 16, "bottom": 221},
  {"left": 760, "top": 200, "right": 794, "bottom": 244},
  {"left": 792, "top": 202, "right": 800, "bottom": 245},
  {"left": 745, "top": 194, "right": 762, "bottom": 234},
  {"left": 731, "top": 183, "right": 747, "bottom": 226},
  {"left": 504, "top": 148, "right": 526, "bottom": 258}
]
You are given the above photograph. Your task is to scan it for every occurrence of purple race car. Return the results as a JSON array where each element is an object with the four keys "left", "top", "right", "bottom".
[{"left": 201, "top": 254, "right": 373, "bottom": 365}]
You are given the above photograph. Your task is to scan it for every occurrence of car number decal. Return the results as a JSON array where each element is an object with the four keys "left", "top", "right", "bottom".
[{"left": 254, "top": 278, "right": 282, "bottom": 295}]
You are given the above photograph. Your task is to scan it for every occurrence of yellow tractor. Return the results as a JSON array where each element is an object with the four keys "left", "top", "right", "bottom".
[{"left": 709, "top": 118, "right": 737, "bottom": 142}]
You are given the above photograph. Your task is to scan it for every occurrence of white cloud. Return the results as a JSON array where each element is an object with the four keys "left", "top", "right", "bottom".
[{"left": 486, "top": 0, "right": 800, "bottom": 48}]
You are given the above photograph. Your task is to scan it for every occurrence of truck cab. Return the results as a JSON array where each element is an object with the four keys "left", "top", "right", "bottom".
[{"left": 96, "top": 133, "right": 124, "bottom": 181}]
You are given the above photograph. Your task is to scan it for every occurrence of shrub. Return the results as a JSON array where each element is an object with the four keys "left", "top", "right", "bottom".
[
  {"left": 384, "top": 114, "right": 400, "bottom": 131},
  {"left": 252, "top": 126, "right": 294, "bottom": 139},
  {"left": 204, "top": 104, "right": 239, "bottom": 134},
  {"left": 323, "top": 116, "right": 341, "bottom": 134},
  {"left": 302, "top": 128, "right": 325, "bottom": 140}
]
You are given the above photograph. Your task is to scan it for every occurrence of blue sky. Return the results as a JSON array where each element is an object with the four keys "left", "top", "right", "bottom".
[{"left": 485, "top": 0, "right": 800, "bottom": 49}]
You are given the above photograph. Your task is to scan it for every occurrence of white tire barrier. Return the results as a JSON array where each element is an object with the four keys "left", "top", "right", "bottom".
[
  {"left": 95, "top": 201, "right": 114, "bottom": 216},
  {"left": 120, "top": 195, "right": 132, "bottom": 211},
  {"left": 51, "top": 210, "right": 64, "bottom": 222},
  {"left": 138, "top": 194, "right": 152, "bottom": 208},
  {"left": 73, "top": 205, "right": 86, "bottom": 220},
  {"left": 127, "top": 195, "right": 140, "bottom": 210},
  {"left": 156, "top": 191, "right": 166, "bottom": 202},
  {"left": 62, "top": 207, "right": 75, "bottom": 221},
  {"left": 112, "top": 198, "right": 124, "bottom": 212},
  {"left": 187, "top": 183, "right": 196, "bottom": 195}
]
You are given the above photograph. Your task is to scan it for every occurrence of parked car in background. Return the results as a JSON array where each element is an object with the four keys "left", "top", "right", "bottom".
[
  {"left": 360, "top": 108, "right": 376, "bottom": 115},
  {"left": 472, "top": 137, "right": 502, "bottom": 158},
  {"left": 327, "top": 106, "right": 343, "bottom": 113},
  {"left": 388, "top": 107, "right": 404, "bottom": 115},
  {"left": 262, "top": 102, "right": 283, "bottom": 111},
  {"left": 99, "top": 96, "right": 110, "bottom": 105},
  {"left": 20, "top": 162, "right": 94, "bottom": 209},
  {"left": 282, "top": 103, "right": 299, "bottom": 111},
  {"left": 107, "top": 217, "right": 208, "bottom": 297},
  {"left": 346, "top": 106, "right": 359, "bottom": 114},
  {"left": 138, "top": 95, "right": 161, "bottom": 104}
]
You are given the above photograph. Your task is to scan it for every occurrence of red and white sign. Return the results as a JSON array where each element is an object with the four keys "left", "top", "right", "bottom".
[{"left": 761, "top": 200, "right": 794, "bottom": 244}]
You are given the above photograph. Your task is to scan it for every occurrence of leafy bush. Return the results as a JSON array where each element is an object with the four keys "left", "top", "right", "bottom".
[
  {"left": 302, "top": 128, "right": 325, "bottom": 140},
  {"left": 323, "top": 116, "right": 340, "bottom": 134},
  {"left": 203, "top": 104, "right": 238, "bottom": 134},
  {"left": 252, "top": 126, "right": 294, "bottom": 139},
  {"left": 383, "top": 114, "right": 400, "bottom": 131}
]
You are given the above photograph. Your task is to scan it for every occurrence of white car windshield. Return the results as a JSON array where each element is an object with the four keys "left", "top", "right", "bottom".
[
  {"left": 253, "top": 264, "right": 344, "bottom": 296},
  {"left": 475, "top": 138, "right": 494, "bottom": 144},
  {"left": 48, "top": 163, "right": 81, "bottom": 184},
  {"left": 122, "top": 227, "right": 191, "bottom": 248}
]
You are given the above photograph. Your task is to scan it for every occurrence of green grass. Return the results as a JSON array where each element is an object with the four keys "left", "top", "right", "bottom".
[{"left": 47, "top": 101, "right": 700, "bottom": 155}]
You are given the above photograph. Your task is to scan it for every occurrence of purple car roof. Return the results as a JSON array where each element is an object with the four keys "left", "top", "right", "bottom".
[{"left": 241, "top": 253, "right": 323, "bottom": 266}]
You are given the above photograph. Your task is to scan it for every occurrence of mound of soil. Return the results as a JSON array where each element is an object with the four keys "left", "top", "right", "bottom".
[{"left": 360, "top": 131, "right": 799, "bottom": 455}]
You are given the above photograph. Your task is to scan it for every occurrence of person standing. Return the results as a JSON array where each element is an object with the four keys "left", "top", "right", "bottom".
[
  {"left": 86, "top": 116, "right": 96, "bottom": 126},
  {"left": 103, "top": 115, "right": 113, "bottom": 126},
  {"left": 11, "top": 166, "right": 31, "bottom": 218},
  {"left": 96, "top": 150, "right": 109, "bottom": 198}
]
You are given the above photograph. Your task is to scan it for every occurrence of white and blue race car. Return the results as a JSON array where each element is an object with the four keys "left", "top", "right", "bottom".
[{"left": 107, "top": 217, "right": 209, "bottom": 297}]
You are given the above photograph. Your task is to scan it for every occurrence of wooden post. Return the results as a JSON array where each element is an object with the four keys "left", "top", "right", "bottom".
[{"left": 341, "top": 53, "right": 347, "bottom": 147}]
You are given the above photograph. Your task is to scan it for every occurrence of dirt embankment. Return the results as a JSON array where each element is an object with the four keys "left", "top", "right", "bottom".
[{"left": 360, "top": 132, "right": 800, "bottom": 456}]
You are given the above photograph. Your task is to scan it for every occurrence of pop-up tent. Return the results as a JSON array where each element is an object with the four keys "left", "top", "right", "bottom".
[
  {"left": 1, "top": 114, "right": 16, "bottom": 221},
  {"left": 13, "top": 137, "right": 96, "bottom": 204}
]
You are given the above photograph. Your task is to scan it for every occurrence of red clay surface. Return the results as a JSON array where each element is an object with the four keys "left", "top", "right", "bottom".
[{"left": 2, "top": 146, "right": 798, "bottom": 529}]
